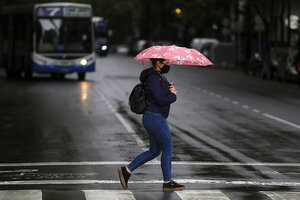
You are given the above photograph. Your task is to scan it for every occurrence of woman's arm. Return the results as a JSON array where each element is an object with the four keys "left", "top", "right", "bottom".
[{"left": 147, "top": 75, "right": 177, "bottom": 106}]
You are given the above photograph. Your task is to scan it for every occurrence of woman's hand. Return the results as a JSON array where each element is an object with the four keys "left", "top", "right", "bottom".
[{"left": 169, "top": 85, "right": 178, "bottom": 95}]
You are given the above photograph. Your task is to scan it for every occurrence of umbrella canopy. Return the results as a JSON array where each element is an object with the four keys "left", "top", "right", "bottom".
[{"left": 134, "top": 45, "right": 213, "bottom": 66}]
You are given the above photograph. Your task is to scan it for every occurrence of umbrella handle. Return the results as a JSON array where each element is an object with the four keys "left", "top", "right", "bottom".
[{"left": 141, "top": 61, "right": 146, "bottom": 68}]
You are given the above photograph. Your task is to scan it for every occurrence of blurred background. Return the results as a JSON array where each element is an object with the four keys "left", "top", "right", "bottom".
[
  {"left": 1, "top": 0, "right": 300, "bottom": 84},
  {"left": 1, "top": 2, "right": 300, "bottom": 198}
]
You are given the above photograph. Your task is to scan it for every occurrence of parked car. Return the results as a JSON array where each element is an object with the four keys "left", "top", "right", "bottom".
[
  {"left": 190, "top": 38, "right": 219, "bottom": 51},
  {"left": 110, "top": 44, "right": 129, "bottom": 54},
  {"left": 210, "top": 42, "right": 235, "bottom": 68},
  {"left": 130, "top": 39, "right": 155, "bottom": 55},
  {"left": 153, "top": 40, "right": 172, "bottom": 46}
]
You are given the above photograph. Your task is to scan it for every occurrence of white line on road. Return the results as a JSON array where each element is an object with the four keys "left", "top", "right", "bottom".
[
  {"left": 1, "top": 161, "right": 300, "bottom": 167},
  {"left": 176, "top": 190, "right": 230, "bottom": 200},
  {"left": 0, "top": 179, "right": 300, "bottom": 187},
  {"left": 0, "top": 169, "right": 38, "bottom": 173},
  {"left": 84, "top": 190, "right": 136, "bottom": 200},
  {"left": 0, "top": 190, "right": 42, "bottom": 200},
  {"left": 263, "top": 113, "right": 300, "bottom": 130},
  {"left": 95, "top": 88, "right": 148, "bottom": 151},
  {"left": 261, "top": 191, "right": 300, "bottom": 200},
  {"left": 242, "top": 105, "right": 249, "bottom": 109},
  {"left": 233, "top": 101, "right": 239, "bottom": 105},
  {"left": 194, "top": 86, "right": 300, "bottom": 130},
  {"left": 252, "top": 109, "right": 261, "bottom": 113}
]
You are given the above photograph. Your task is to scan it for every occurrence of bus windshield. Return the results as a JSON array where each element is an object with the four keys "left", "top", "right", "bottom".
[{"left": 36, "top": 18, "right": 92, "bottom": 53}]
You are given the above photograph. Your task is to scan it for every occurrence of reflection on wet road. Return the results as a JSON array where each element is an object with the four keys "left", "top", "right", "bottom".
[{"left": 0, "top": 54, "right": 300, "bottom": 199}]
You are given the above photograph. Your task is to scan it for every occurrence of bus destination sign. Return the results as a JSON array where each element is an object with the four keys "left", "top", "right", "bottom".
[{"left": 37, "top": 7, "right": 90, "bottom": 17}]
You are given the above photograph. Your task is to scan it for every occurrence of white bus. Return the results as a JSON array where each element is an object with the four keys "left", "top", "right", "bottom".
[{"left": 33, "top": 3, "right": 95, "bottom": 80}]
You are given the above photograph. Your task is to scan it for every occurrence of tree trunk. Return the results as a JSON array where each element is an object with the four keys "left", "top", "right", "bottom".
[{"left": 280, "top": 0, "right": 285, "bottom": 43}]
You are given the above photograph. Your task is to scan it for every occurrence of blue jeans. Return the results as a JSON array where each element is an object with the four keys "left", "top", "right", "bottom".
[{"left": 127, "top": 111, "right": 173, "bottom": 181}]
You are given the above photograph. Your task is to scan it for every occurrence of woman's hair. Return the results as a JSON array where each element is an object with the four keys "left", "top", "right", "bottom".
[{"left": 150, "top": 58, "right": 165, "bottom": 67}]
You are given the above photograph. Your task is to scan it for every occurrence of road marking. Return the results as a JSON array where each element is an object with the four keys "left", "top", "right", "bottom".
[
  {"left": 0, "top": 190, "right": 42, "bottom": 200},
  {"left": 263, "top": 113, "right": 300, "bottom": 130},
  {"left": 0, "top": 169, "right": 38, "bottom": 173},
  {"left": 1, "top": 161, "right": 300, "bottom": 167},
  {"left": 176, "top": 190, "right": 230, "bottom": 200},
  {"left": 0, "top": 179, "right": 300, "bottom": 187},
  {"left": 242, "top": 105, "right": 249, "bottom": 109},
  {"left": 261, "top": 191, "right": 300, "bottom": 200},
  {"left": 252, "top": 109, "right": 261, "bottom": 113},
  {"left": 95, "top": 88, "right": 148, "bottom": 151},
  {"left": 197, "top": 86, "right": 300, "bottom": 130},
  {"left": 84, "top": 190, "right": 135, "bottom": 200},
  {"left": 233, "top": 101, "right": 239, "bottom": 105},
  {"left": 261, "top": 171, "right": 280, "bottom": 175},
  {"left": 1, "top": 189, "right": 300, "bottom": 200}
]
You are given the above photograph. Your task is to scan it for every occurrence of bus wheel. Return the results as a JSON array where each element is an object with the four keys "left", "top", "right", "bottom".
[
  {"left": 51, "top": 73, "right": 57, "bottom": 80},
  {"left": 59, "top": 74, "right": 66, "bottom": 80},
  {"left": 25, "top": 72, "right": 32, "bottom": 80},
  {"left": 78, "top": 72, "right": 86, "bottom": 81},
  {"left": 14, "top": 72, "right": 22, "bottom": 79}
]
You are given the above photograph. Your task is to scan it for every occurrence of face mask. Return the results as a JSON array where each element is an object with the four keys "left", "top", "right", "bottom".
[{"left": 161, "top": 64, "right": 170, "bottom": 74}]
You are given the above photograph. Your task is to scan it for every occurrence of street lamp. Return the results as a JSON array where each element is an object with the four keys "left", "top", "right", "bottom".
[{"left": 175, "top": 8, "right": 182, "bottom": 15}]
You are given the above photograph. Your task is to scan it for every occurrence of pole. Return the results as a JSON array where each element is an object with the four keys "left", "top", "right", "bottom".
[
  {"left": 287, "top": 0, "right": 291, "bottom": 46},
  {"left": 234, "top": 0, "right": 239, "bottom": 68}
]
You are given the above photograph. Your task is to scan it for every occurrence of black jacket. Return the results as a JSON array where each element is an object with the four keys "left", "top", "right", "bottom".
[{"left": 140, "top": 68, "right": 176, "bottom": 118}]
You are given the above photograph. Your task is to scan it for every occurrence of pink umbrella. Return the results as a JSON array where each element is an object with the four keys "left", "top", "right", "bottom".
[{"left": 134, "top": 45, "right": 213, "bottom": 66}]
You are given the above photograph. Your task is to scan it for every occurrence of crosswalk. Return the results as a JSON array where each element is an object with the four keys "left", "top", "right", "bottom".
[{"left": 0, "top": 190, "right": 300, "bottom": 200}]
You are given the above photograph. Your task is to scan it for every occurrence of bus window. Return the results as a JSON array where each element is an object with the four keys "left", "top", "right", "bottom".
[{"left": 36, "top": 18, "right": 92, "bottom": 53}]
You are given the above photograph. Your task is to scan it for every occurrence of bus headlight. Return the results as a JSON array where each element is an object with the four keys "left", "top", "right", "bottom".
[
  {"left": 34, "top": 56, "right": 47, "bottom": 65},
  {"left": 80, "top": 59, "right": 87, "bottom": 66},
  {"left": 101, "top": 45, "right": 108, "bottom": 51}
]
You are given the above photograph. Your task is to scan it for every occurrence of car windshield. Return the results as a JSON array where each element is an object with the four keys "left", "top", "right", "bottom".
[{"left": 36, "top": 18, "right": 92, "bottom": 53}]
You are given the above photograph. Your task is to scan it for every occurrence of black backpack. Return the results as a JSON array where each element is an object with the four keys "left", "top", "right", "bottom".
[{"left": 129, "top": 82, "right": 148, "bottom": 114}]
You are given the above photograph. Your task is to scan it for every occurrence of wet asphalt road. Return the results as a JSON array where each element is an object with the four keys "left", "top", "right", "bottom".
[{"left": 0, "top": 53, "right": 300, "bottom": 200}]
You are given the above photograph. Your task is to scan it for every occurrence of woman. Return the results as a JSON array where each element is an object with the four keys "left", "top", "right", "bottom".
[{"left": 118, "top": 58, "right": 185, "bottom": 192}]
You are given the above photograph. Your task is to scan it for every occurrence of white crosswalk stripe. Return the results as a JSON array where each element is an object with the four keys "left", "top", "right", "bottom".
[
  {"left": 261, "top": 191, "right": 300, "bottom": 200},
  {"left": 83, "top": 190, "right": 136, "bottom": 200},
  {"left": 176, "top": 190, "right": 230, "bottom": 200},
  {"left": 0, "top": 190, "right": 42, "bottom": 200},
  {"left": 1, "top": 190, "right": 300, "bottom": 199}
]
